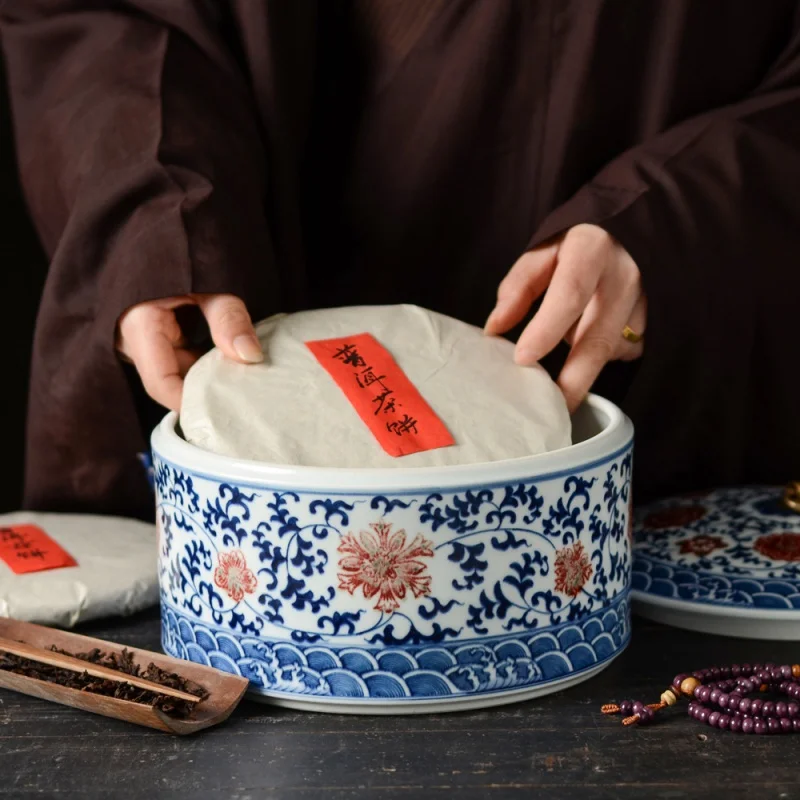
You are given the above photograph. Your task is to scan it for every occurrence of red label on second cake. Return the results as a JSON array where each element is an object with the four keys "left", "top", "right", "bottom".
[
  {"left": 0, "top": 525, "right": 77, "bottom": 575},
  {"left": 305, "top": 333, "right": 455, "bottom": 457}
]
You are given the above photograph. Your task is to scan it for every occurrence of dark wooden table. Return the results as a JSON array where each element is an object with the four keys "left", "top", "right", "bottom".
[{"left": 1, "top": 609, "right": 797, "bottom": 800}]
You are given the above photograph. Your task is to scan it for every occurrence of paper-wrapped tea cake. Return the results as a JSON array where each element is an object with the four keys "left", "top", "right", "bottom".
[
  {"left": 0, "top": 512, "right": 157, "bottom": 627},
  {"left": 180, "top": 305, "right": 571, "bottom": 468}
]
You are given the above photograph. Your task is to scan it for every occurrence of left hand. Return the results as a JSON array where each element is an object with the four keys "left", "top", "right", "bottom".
[
  {"left": 116, "top": 294, "right": 263, "bottom": 411},
  {"left": 485, "top": 224, "right": 646, "bottom": 412}
]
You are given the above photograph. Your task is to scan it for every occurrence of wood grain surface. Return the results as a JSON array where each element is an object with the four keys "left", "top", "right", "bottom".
[{"left": 0, "top": 609, "right": 797, "bottom": 799}]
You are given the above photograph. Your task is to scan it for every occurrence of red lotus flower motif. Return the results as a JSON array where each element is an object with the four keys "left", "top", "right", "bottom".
[
  {"left": 644, "top": 505, "right": 707, "bottom": 530},
  {"left": 337, "top": 522, "right": 434, "bottom": 613},
  {"left": 679, "top": 534, "right": 727, "bottom": 557},
  {"left": 754, "top": 532, "right": 800, "bottom": 562},
  {"left": 554, "top": 541, "right": 593, "bottom": 597},
  {"left": 213, "top": 549, "right": 258, "bottom": 602}
]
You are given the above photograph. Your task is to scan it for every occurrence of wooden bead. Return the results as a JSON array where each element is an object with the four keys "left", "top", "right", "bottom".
[
  {"left": 680, "top": 677, "right": 701, "bottom": 696},
  {"left": 793, "top": 664, "right": 800, "bottom": 679},
  {"left": 660, "top": 689, "right": 678, "bottom": 707}
]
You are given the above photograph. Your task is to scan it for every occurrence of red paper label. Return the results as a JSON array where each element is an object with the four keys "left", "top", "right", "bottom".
[
  {"left": 0, "top": 525, "right": 77, "bottom": 575},
  {"left": 305, "top": 333, "right": 455, "bottom": 458}
]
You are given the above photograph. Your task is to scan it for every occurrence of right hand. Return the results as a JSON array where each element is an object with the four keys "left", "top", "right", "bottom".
[{"left": 116, "top": 294, "right": 263, "bottom": 411}]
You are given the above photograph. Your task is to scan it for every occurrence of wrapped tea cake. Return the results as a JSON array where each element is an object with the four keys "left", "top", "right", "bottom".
[
  {"left": 0, "top": 512, "right": 157, "bottom": 627},
  {"left": 180, "top": 305, "right": 571, "bottom": 468}
]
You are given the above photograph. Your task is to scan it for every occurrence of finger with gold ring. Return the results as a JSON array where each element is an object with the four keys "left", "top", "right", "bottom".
[{"left": 622, "top": 325, "right": 643, "bottom": 344}]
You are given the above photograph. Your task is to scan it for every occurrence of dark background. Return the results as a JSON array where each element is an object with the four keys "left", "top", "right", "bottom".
[{"left": 1, "top": 56, "right": 48, "bottom": 513}]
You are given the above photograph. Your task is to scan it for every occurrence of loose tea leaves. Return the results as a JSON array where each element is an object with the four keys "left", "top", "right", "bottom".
[{"left": 0, "top": 645, "right": 209, "bottom": 718}]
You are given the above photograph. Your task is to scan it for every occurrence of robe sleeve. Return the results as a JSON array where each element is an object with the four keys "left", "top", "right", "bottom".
[
  {"left": 527, "top": 10, "right": 800, "bottom": 494},
  {"left": 0, "top": 1, "right": 279, "bottom": 515},
  {"left": 0, "top": 0, "right": 278, "bottom": 328}
]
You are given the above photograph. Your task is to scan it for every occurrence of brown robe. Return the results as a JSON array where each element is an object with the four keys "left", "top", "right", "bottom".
[{"left": 1, "top": 1, "right": 799, "bottom": 521}]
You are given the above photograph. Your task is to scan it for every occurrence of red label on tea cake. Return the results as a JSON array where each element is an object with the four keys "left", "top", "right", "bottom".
[
  {"left": 0, "top": 525, "right": 77, "bottom": 574},
  {"left": 305, "top": 333, "right": 455, "bottom": 458}
]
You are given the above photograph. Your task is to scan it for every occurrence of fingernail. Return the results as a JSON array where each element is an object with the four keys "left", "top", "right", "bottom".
[
  {"left": 484, "top": 300, "right": 508, "bottom": 333},
  {"left": 233, "top": 335, "right": 263, "bottom": 364},
  {"left": 514, "top": 347, "right": 538, "bottom": 366},
  {"left": 557, "top": 377, "right": 585, "bottom": 414},
  {"left": 567, "top": 395, "right": 585, "bottom": 414}
]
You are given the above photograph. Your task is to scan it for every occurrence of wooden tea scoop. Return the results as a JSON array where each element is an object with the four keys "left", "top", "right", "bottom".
[
  {"left": 0, "top": 636, "right": 201, "bottom": 704},
  {"left": 0, "top": 617, "right": 249, "bottom": 735}
]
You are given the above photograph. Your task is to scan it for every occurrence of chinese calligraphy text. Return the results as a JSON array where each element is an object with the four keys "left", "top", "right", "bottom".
[
  {"left": 305, "top": 333, "right": 455, "bottom": 457},
  {"left": 0, "top": 525, "right": 77, "bottom": 575}
]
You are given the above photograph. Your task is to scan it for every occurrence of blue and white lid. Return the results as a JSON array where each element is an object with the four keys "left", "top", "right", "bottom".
[{"left": 631, "top": 486, "right": 800, "bottom": 639}]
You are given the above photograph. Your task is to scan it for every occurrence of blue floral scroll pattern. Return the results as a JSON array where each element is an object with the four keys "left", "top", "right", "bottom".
[
  {"left": 153, "top": 444, "right": 632, "bottom": 696},
  {"left": 632, "top": 486, "right": 800, "bottom": 611},
  {"left": 161, "top": 595, "right": 629, "bottom": 701}
]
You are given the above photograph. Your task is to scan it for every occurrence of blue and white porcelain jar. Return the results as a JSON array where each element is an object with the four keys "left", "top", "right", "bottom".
[{"left": 151, "top": 395, "right": 633, "bottom": 713}]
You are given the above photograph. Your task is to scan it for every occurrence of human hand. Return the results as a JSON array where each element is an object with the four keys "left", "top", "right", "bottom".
[
  {"left": 116, "top": 294, "right": 263, "bottom": 410},
  {"left": 485, "top": 224, "right": 646, "bottom": 412}
]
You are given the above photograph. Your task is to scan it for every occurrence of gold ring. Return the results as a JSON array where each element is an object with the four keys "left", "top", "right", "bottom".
[
  {"left": 622, "top": 325, "right": 643, "bottom": 344},
  {"left": 784, "top": 481, "right": 800, "bottom": 514}
]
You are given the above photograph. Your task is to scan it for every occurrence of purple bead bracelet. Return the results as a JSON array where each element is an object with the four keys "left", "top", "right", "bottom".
[{"left": 602, "top": 662, "right": 800, "bottom": 735}]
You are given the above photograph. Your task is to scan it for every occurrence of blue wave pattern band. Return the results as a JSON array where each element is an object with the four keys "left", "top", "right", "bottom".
[{"left": 162, "top": 596, "right": 629, "bottom": 700}]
